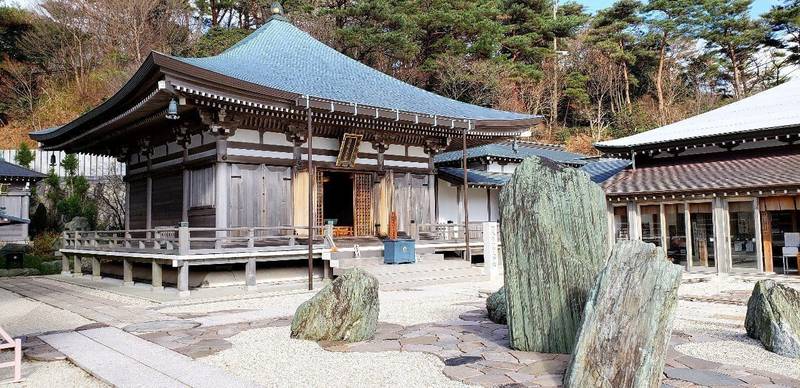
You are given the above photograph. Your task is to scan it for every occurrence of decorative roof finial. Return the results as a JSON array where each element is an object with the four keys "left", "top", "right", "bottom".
[{"left": 271, "top": 1, "right": 284, "bottom": 16}]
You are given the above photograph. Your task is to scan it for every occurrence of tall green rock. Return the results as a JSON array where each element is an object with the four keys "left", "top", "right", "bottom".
[
  {"left": 290, "top": 268, "right": 379, "bottom": 342},
  {"left": 564, "top": 241, "right": 683, "bottom": 388},
  {"left": 745, "top": 279, "right": 800, "bottom": 358},
  {"left": 499, "top": 157, "right": 609, "bottom": 353}
]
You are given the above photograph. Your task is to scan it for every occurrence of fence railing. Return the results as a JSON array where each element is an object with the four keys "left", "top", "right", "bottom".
[
  {"left": 0, "top": 149, "right": 125, "bottom": 178},
  {"left": 62, "top": 225, "right": 332, "bottom": 256},
  {"left": 413, "top": 222, "right": 485, "bottom": 242}
]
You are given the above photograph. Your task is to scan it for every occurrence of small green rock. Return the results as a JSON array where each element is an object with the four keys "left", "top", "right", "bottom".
[
  {"left": 486, "top": 287, "right": 507, "bottom": 324},
  {"left": 290, "top": 268, "right": 379, "bottom": 342},
  {"left": 745, "top": 279, "right": 800, "bottom": 358}
]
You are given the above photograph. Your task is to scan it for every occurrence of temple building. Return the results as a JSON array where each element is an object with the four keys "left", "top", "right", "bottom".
[
  {"left": 596, "top": 79, "right": 800, "bottom": 275},
  {"left": 30, "top": 6, "right": 539, "bottom": 294}
]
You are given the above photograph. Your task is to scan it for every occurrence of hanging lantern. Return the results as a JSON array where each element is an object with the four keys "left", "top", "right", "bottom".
[{"left": 166, "top": 98, "right": 180, "bottom": 120}]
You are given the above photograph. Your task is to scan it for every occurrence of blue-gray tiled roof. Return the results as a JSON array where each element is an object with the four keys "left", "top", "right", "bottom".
[
  {"left": 578, "top": 158, "right": 631, "bottom": 183},
  {"left": 173, "top": 19, "right": 535, "bottom": 121},
  {"left": 435, "top": 143, "right": 585, "bottom": 164},
  {"left": 438, "top": 167, "right": 511, "bottom": 188},
  {"left": 0, "top": 160, "right": 46, "bottom": 182}
]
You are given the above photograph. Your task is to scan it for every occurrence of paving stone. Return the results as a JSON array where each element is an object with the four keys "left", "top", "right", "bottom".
[
  {"left": 402, "top": 344, "right": 442, "bottom": 353},
  {"left": 482, "top": 351, "right": 519, "bottom": 363},
  {"left": 24, "top": 345, "right": 66, "bottom": 361},
  {"left": 443, "top": 365, "right": 484, "bottom": 381},
  {"left": 530, "top": 373, "right": 564, "bottom": 387},
  {"left": 347, "top": 340, "right": 402, "bottom": 352},
  {"left": 506, "top": 371, "right": 537, "bottom": 383},
  {"left": 478, "top": 360, "right": 523, "bottom": 372},
  {"left": 737, "top": 374, "right": 774, "bottom": 384},
  {"left": 518, "top": 360, "right": 568, "bottom": 375},
  {"left": 465, "top": 372, "right": 515, "bottom": 386},
  {"left": 675, "top": 355, "right": 723, "bottom": 370},
  {"left": 400, "top": 335, "right": 438, "bottom": 345},
  {"left": 509, "top": 350, "right": 558, "bottom": 363},
  {"left": 664, "top": 368, "right": 745, "bottom": 386},
  {"left": 458, "top": 341, "right": 485, "bottom": 353},
  {"left": 444, "top": 356, "right": 483, "bottom": 366}
]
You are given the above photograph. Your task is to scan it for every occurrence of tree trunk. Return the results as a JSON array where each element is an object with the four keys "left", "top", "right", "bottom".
[
  {"left": 656, "top": 33, "right": 667, "bottom": 125},
  {"left": 729, "top": 46, "right": 743, "bottom": 99}
]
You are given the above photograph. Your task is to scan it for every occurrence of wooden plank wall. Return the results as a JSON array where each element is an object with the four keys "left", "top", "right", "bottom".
[
  {"left": 151, "top": 172, "right": 183, "bottom": 227},
  {"left": 128, "top": 180, "right": 147, "bottom": 229}
]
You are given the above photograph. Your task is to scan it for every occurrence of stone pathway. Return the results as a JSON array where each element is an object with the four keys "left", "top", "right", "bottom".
[
  {"left": 0, "top": 277, "right": 168, "bottom": 327},
  {"left": 680, "top": 290, "right": 752, "bottom": 306},
  {"left": 39, "top": 326, "right": 261, "bottom": 388}
]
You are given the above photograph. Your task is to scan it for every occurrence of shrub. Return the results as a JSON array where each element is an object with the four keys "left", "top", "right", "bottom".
[{"left": 30, "top": 231, "right": 60, "bottom": 258}]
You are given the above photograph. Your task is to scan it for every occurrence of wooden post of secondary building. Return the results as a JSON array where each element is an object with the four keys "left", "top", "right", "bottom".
[
  {"left": 215, "top": 137, "right": 229, "bottom": 250},
  {"left": 177, "top": 262, "right": 189, "bottom": 297},
  {"left": 91, "top": 257, "right": 101, "bottom": 281},
  {"left": 684, "top": 202, "right": 693, "bottom": 271},
  {"left": 246, "top": 258, "right": 257, "bottom": 291},
  {"left": 123, "top": 259, "right": 133, "bottom": 286},
  {"left": 753, "top": 198, "right": 764, "bottom": 273},
  {"left": 462, "top": 123, "right": 471, "bottom": 262},
  {"left": 761, "top": 209, "right": 773, "bottom": 273},
  {"left": 306, "top": 98, "right": 315, "bottom": 290},
  {"left": 146, "top": 176, "right": 152, "bottom": 235},
  {"left": 151, "top": 262, "right": 163, "bottom": 291}
]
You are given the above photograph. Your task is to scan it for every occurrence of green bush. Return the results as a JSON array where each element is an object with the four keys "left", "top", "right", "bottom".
[{"left": 31, "top": 231, "right": 60, "bottom": 257}]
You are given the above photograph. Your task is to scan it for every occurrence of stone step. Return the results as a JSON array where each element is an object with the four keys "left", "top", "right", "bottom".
[
  {"left": 333, "top": 260, "right": 474, "bottom": 276},
  {"left": 334, "top": 254, "right": 447, "bottom": 269},
  {"left": 379, "top": 273, "right": 489, "bottom": 290},
  {"left": 40, "top": 327, "right": 260, "bottom": 388},
  {"left": 368, "top": 267, "right": 482, "bottom": 281}
]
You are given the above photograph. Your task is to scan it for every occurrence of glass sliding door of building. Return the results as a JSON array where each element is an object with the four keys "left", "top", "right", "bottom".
[
  {"left": 640, "top": 205, "right": 662, "bottom": 247},
  {"left": 613, "top": 206, "right": 629, "bottom": 242},
  {"left": 728, "top": 201, "right": 758, "bottom": 269},
  {"left": 664, "top": 204, "right": 687, "bottom": 266},
  {"left": 689, "top": 202, "right": 715, "bottom": 269}
]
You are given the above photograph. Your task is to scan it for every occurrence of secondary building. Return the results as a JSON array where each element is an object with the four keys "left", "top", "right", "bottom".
[
  {"left": 435, "top": 141, "right": 629, "bottom": 223},
  {"left": 596, "top": 79, "right": 800, "bottom": 275},
  {"left": 0, "top": 160, "right": 45, "bottom": 243}
]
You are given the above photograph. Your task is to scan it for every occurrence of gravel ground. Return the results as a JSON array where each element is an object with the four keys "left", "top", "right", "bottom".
[
  {"left": 676, "top": 338, "right": 800, "bottom": 380},
  {"left": 157, "top": 280, "right": 500, "bottom": 326},
  {"left": 0, "top": 288, "right": 91, "bottom": 337},
  {"left": 0, "top": 360, "right": 108, "bottom": 388},
  {"left": 38, "top": 277, "right": 155, "bottom": 307},
  {"left": 671, "top": 275, "right": 800, "bottom": 380},
  {"left": 201, "top": 326, "right": 468, "bottom": 388}
]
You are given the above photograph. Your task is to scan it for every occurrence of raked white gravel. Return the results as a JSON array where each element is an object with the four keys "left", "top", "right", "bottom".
[
  {"left": 201, "top": 326, "right": 469, "bottom": 388},
  {"left": 0, "top": 288, "right": 91, "bottom": 337},
  {"left": 0, "top": 360, "right": 109, "bottom": 388}
]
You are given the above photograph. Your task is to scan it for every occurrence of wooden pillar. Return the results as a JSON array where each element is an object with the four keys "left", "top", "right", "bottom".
[
  {"left": 761, "top": 209, "right": 774, "bottom": 273},
  {"left": 214, "top": 144, "right": 229, "bottom": 246},
  {"left": 753, "top": 198, "right": 764, "bottom": 273},
  {"left": 91, "top": 257, "right": 101, "bottom": 281},
  {"left": 659, "top": 203, "right": 668, "bottom": 254},
  {"left": 306, "top": 100, "right": 315, "bottom": 290},
  {"left": 151, "top": 262, "right": 163, "bottom": 291},
  {"left": 124, "top": 181, "right": 130, "bottom": 230},
  {"left": 627, "top": 201, "right": 640, "bottom": 240},
  {"left": 123, "top": 259, "right": 133, "bottom": 286},
  {"left": 462, "top": 124, "right": 471, "bottom": 262},
  {"left": 684, "top": 202, "right": 693, "bottom": 271},
  {"left": 146, "top": 176, "right": 152, "bottom": 230},
  {"left": 713, "top": 197, "right": 731, "bottom": 274},
  {"left": 177, "top": 263, "right": 189, "bottom": 297},
  {"left": 61, "top": 255, "right": 71, "bottom": 275},
  {"left": 182, "top": 169, "right": 190, "bottom": 224},
  {"left": 245, "top": 258, "right": 257, "bottom": 291},
  {"left": 73, "top": 256, "right": 81, "bottom": 277}
]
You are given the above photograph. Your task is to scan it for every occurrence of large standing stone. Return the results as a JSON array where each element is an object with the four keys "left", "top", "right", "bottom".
[
  {"left": 564, "top": 241, "right": 682, "bottom": 388},
  {"left": 290, "top": 268, "right": 379, "bottom": 342},
  {"left": 499, "top": 157, "right": 609, "bottom": 353},
  {"left": 486, "top": 287, "right": 507, "bottom": 324},
  {"left": 745, "top": 279, "right": 800, "bottom": 358}
]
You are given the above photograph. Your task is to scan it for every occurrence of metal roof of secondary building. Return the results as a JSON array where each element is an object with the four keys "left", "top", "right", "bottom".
[
  {"left": 0, "top": 160, "right": 47, "bottom": 182},
  {"left": 174, "top": 18, "right": 536, "bottom": 122},
  {"left": 434, "top": 142, "right": 585, "bottom": 164},
  {"left": 437, "top": 167, "right": 512, "bottom": 188},
  {"left": 595, "top": 79, "right": 800, "bottom": 152},
  {"left": 578, "top": 158, "right": 631, "bottom": 183}
]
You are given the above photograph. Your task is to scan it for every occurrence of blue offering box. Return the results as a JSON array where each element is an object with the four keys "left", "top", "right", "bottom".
[{"left": 383, "top": 239, "right": 416, "bottom": 264}]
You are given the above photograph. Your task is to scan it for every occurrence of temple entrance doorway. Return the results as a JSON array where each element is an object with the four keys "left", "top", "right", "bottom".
[{"left": 319, "top": 171, "right": 374, "bottom": 237}]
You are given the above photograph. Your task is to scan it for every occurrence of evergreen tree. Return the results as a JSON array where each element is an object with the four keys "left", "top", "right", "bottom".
[{"left": 763, "top": 0, "right": 800, "bottom": 65}]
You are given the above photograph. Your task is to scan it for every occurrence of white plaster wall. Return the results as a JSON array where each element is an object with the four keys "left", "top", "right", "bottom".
[
  {"left": 436, "top": 179, "right": 497, "bottom": 223},
  {"left": 230, "top": 129, "right": 261, "bottom": 143}
]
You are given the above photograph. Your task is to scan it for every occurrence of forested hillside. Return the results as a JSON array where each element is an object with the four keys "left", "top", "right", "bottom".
[{"left": 1, "top": 0, "right": 799, "bottom": 153}]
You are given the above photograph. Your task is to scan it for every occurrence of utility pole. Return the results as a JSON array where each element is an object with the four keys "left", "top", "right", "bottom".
[{"left": 550, "top": 0, "right": 559, "bottom": 139}]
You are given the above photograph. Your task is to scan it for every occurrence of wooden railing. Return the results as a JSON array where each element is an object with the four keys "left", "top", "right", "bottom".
[
  {"left": 62, "top": 225, "right": 331, "bottom": 256},
  {"left": 413, "top": 222, "right": 485, "bottom": 242}
]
